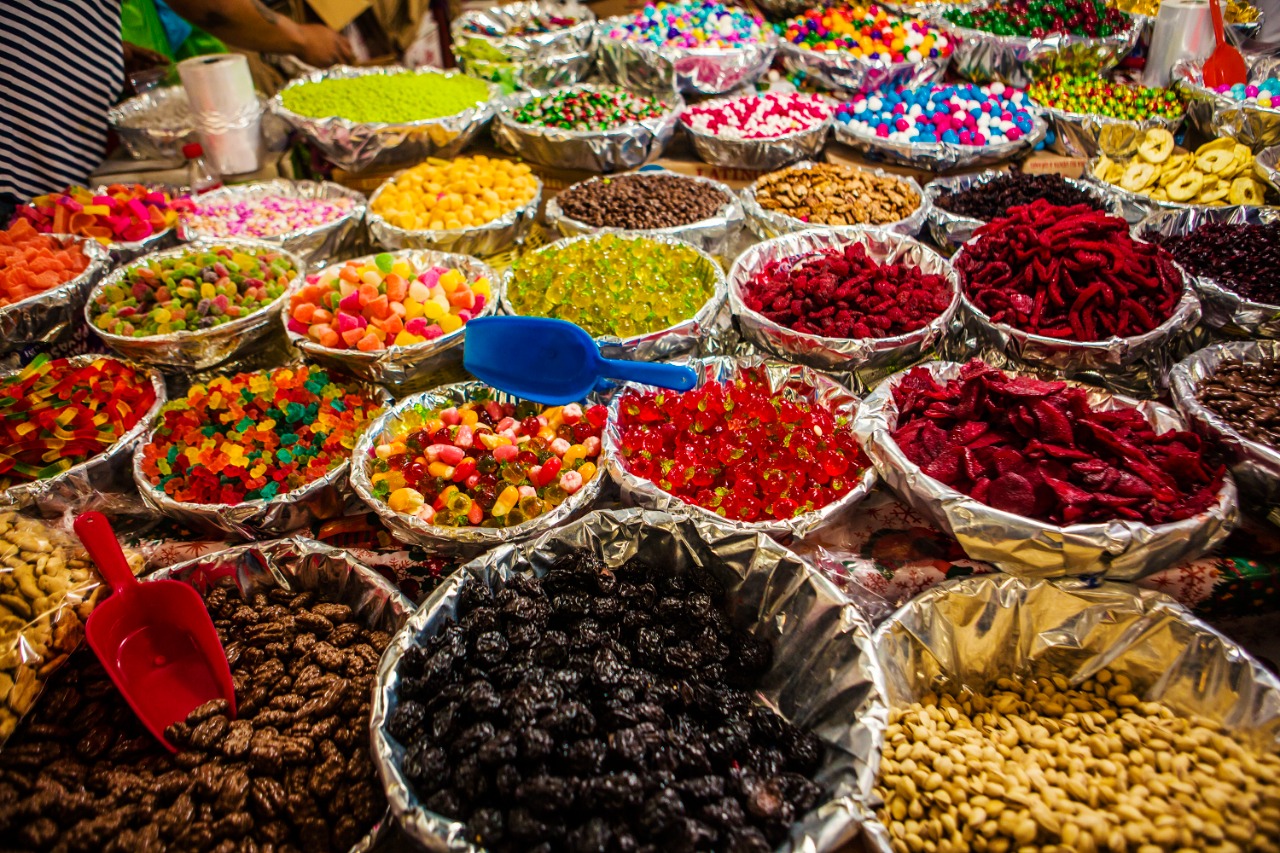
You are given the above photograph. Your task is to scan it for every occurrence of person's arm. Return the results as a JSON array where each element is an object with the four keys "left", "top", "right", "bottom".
[{"left": 162, "top": 0, "right": 354, "bottom": 66}]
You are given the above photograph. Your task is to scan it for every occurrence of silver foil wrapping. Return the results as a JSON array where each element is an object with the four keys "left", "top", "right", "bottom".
[
  {"left": 596, "top": 18, "right": 777, "bottom": 97},
  {"left": 924, "top": 171, "right": 1124, "bottom": 255},
  {"left": 350, "top": 382, "right": 606, "bottom": 553},
  {"left": 270, "top": 66, "right": 498, "bottom": 174},
  {"left": 852, "top": 360, "right": 1238, "bottom": 578},
  {"left": 370, "top": 506, "right": 884, "bottom": 853},
  {"left": 491, "top": 84, "right": 682, "bottom": 172},
  {"left": 777, "top": 39, "right": 949, "bottom": 96},
  {"left": 728, "top": 228, "right": 959, "bottom": 384},
  {"left": 457, "top": 50, "right": 594, "bottom": 94},
  {"left": 603, "top": 357, "right": 878, "bottom": 540},
  {"left": 880, "top": 0, "right": 982, "bottom": 15},
  {"left": 153, "top": 537, "right": 415, "bottom": 853},
  {"left": 286, "top": 249, "right": 502, "bottom": 396},
  {"left": 106, "top": 86, "right": 195, "bottom": 160},
  {"left": 1259, "top": 143, "right": 1280, "bottom": 192},
  {"left": 0, "top": 235, "right": 109, "bottom": 356},
  {"left": 831, "top": 111, "right": 1047, "bottom": 172},
  {"left": 106, "top": 227, "right": 179, "bottom": 266},
  {"left": 935, "top": 14, "right": 1144, "bottom": 88},
  {"left": 544, "top": 172, "right": 743, "bottom": 259},
  {"left": 1082, "top": 153, "right": 1275, "bottom": 224},
  {"left": 1134, "top": 206, "right": 1280, "bottom": 338},
  {"left": 682, "top": 103, "right": 833, "bottom": 171},
  {"left": 742, "top": 161, "right": 929, "bottom": 240},
  {"left": 367, "top": 174, "right": 541, "bottom": 257},
  {"left": 177, "top": 180, "right": 366, "bottom": 267},
  {"left": 501, "top": 232, "right": 727, "bottom": 361},
  {"left": 855, "top": 573, "right": 1280, "bottom": 852},
  {"left": 1175, "top": 55, "right": 1280, "bottom": 152},
  {"left": 452, "top": 1, "right": 595, "bottom": 92},
  {"left": 87, "top": 239, "right": 306, "bottom": 371},
  {"left": 1038, "top": 103, "right": 1184, "bottom": 159},
  {"left": 1170, "top": 340, "right": 1280, "bottom": 505},
  {"left": 0, "top": 355, "right": 166, "bottom": 516}
]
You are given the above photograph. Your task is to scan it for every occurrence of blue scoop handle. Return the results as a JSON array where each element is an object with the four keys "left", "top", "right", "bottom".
[{"left": 596, "top": 356, "right": 697, "bottom": 391}]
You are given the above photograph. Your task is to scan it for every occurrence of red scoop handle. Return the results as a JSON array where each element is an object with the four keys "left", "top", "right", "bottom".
[
  {"left": 74, "top": 511, "right": 137, "bottom": 596},
  {"left": 1210, "top": 0, "right": 1227, "bottom": 46}
]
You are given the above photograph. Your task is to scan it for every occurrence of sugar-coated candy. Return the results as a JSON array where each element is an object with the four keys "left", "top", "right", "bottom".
[
  {"left": 777, "top": 5, "right": 951, "bottom": 64},
  {"left": 14, "top": 184, "right": 191, "bottom": 245},
  {"left": 1027, "top": 74, "right": 1184, "bottom": 121},
  {"left": 0, "top": 220, "right": 92, "bottom": 307},
  {"left": 681, "top": 92, "right": 833, "bottom": 139},
  {"left": 1212, "top": 77, "right": 1280, "bottom": 109},
  {"left": 370, "top": 155, "right": 538, "bottom": 232},
  {"left": 944, "top": 0, "right": 1129, "bottom": 38},
  {"left": 608, "top": 1, "right": 770, "bottom": 48},
  {"left": 280, "top": 72, "right": 490, "bottom": 123},
  {"left": 836, "top": 82, "right": 1035, "bottom": 147},
  {"left": 513, "top": 85, "right": 670, "bottom": 131},
  {"left": 183, "top": 194, "right": 356, "bottom": 239}
]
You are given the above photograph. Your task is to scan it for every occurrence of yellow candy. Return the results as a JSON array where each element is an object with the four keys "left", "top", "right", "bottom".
[
  {"left": 428, "top": 460, "right": 453, "bottom": 478},
  {"left": 492, "top": 485, "right": 520, "bottom": 517},
  {"left": 405, "top": 299, "right": 425, "bottom": 320},
  {"left": 388, "top": 487, "right": 425, "bottom": 514},
  {"left": 460, "top": 407, "right": 480, "bottom": 427},
  {"left": 370, "top": 155, "right": 539, "bottom": 232},
  {"left": 393, "top": 330, "right": 421, "bottom": 346},
  {"left": 438, "top": 313, "right": 463, "bottom": 334},
  {"left": 577, "top": 461, "right": 597, "bottom": 482},
  {"left": 422, "top": 301, "right": 446, "bottom": 321},
  {"left": 439, "top": 269, "right": 465, "bottom": 292},
  {"left": 472, "top": 277, "right": 492, "bottom": 297},
  {"left": 562, "top": 444, "right": 587, "bottom": 467}
]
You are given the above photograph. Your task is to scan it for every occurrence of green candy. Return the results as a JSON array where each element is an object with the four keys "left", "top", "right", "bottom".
[{"left": 281, "top": 72, "right": 489, "bottom": 123}]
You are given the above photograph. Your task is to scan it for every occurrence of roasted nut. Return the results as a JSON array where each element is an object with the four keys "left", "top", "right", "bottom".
[{"left": 754, "top": 163, "right": 921, "bottom": 227}]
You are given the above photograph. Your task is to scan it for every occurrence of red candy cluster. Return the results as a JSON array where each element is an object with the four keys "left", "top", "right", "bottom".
[
  {"left": 891, "top": 361, "right": 1224, "bottom": 525},
  {"left": 957, "top": 200, "right": 1182, "bottom": 341},
  {"left": 741, "top": 243, "right": 954, "bottom": 339},
  {"left": 616, "top": 368, "right": 868, "bottom": 522}
]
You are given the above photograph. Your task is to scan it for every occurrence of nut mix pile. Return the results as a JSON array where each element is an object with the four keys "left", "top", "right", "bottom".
[
  {"left": 1093, "top": 130, "right": 1267, "bottom": 206},
  {"left": 753, "top": 163, "right": 920, "bottom": 227},
  {"left": 933, "top": 172, "right": 1107, "bottom": 222},
  {"left": 389, "top": 550, "right": 826, "bottom": 851},
  {"left": 891, "top": 360, "right": 1225, "bottom": 525},
  {"left": 1196, "top": 357, "right": 1280, "bottom": 449},
  {"left": 0, "top": 584, "right": 392, "bottom": 851},
  {"left": 1148, "top": 218, "right": 1280, "bottom": 306},
  {"left": 556, "top": 173, "right": 729, "bottom": 231}
]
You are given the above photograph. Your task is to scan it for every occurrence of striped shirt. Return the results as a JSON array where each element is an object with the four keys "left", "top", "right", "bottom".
[{"left": 1, "top": 0, "right": 123, "bottom": 204}]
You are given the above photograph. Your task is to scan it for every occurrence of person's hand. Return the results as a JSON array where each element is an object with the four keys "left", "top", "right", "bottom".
[
  {"left": 122, "top": 41, "right": 170, "bottom": 73},
  {"left": 293, "top": 23, "right": 354, "bottom": 66}
]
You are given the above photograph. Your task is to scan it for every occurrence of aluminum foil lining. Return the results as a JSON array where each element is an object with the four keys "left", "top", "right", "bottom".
[
  {"left": 728, "top": 228, "right": 959, "bottom": 386},
  {"left": 1038, "top": 102, "right": 1184, "bottom": 159},
  {"left": 500, "top": 231, "right": 727, "bottom": 361},
  {"left": 286, "top": 250, "right": 502, "bottom": 396},
  {"left": 86, "top": 239, "right": 306, "bottom": 372},
  {"left": 852, "top": 359, "right": 1238, "bottom": 579},
  {"left": 1134, "top": 206, "right": 1280, "bottom": 339},
  {"left": 855, "top": 573, "right": 1280, "bottom": 852},
  {"left": 682, "top": 105, "right": 833, "bottom": 172},
  {"left": 351, "top": 382, "right": 607, "bottom": 553},
  {"left": 1258, "top": 144, "right": 1280, "bottom": 193},
  {"left": 457, "top": 50, "right": 594, "bottom": 94},
  {"left": 1081, "top": 153, "right": 1275, "bottom": 225},
  {"left": 1175, "top": 55, "right": 1280, "bottom": 152},
  {"left": 831, "top": 110, "right": 1047, "bottom": 172},
  {"left": 544, "top": 172, "right": 744, "bottom": 259},
  {"left": 491, "top": 84, "right": 683, "bottom": 172},
  {"left": 367, "top": 174, "right": 541, "bottom": 258},
  {"left": 777, "top": 39, "right": 949, "bottom": 96},
  {"left": 370, "top": 506, "right": 884, "bottom": 853},
  {"left": 106, "top": 86, "right": 195, "bottom": 160},
  {"left": 935, "top": 14, "right": 1144, "bottom": 88},
  {"left": 0, "top": 235, "right": 110, "bottom": 356},
  {"left": 879, "top": 0, "right": 982, "bottom": 16},
  {"left": 152, "top": 536, "right": 416, "bottom": 853},
  {"left": 596, "top": 18, "right": 777, "bottom": 97},
  {"left": 741, "top": 161, "right": 929, "bottom": 240},
  {"left": 924, "top": 171, "right": 1125, "bottom": 255},
  {"left": 0, "top": 355, "right": 166, "bottom": 517},
  {"left": 177, "top": 179, "right": 367, "bottom": 268},
  {"left": 450, "top": 1, "right": 596, "bottom": 60},
  {"left": 269, "top": 66, "right": 498, "bottom": 174},
  {"left": 106, "top": 226, "right": 179, "bottom": 266},
  {"left": 1170, "top": 340, "right": 1280, "bottom": 506}
]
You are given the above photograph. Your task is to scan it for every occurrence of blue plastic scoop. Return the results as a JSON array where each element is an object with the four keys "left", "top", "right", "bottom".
[{"left": 463, "top": 317, "right": 698, "bottom": 404}]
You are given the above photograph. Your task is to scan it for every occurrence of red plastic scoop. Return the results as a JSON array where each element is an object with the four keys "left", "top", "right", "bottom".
[
  {"left": 1203, "top": 0, "right": 1248, "bottom": 88},
  {"left": 75, "top": 511, "right": 236, "bottom": 751}
]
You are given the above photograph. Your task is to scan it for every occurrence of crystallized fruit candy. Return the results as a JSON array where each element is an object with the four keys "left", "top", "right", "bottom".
[
  {"left": 1092, "top": 131, "right": 1268, "bottom": 206},
  {"left": 290, "top": 253, "right": 491, "bottom": 352},
  {"left": 280, "top": 71, "right": 490, "bottom": 123},
  {"left": 1196, "top": 357, "right": 1280, "bottom": 449},
  {"left": 934, "top": 171, "right": 1107, "bottom": 221},
  {"left": 1147, "top": 219, "right": 1280, "bottom": 305},
  {"left": 513, "top": 86, "right": 670, "bottom": 131},
  {"left": 682, "top": 92, "right": 833, "bottom": 140},
  {"left": 754, "top": 163, "right": 920, "bottom": 227},
  {"left": 608, "top": 0, "right": 770, "bottom": 47},
  {"left": 890, "top": 360, "right": 1224, "bottom": 525},
  {"left": 13, "top": 183, "right": 190, "bottom": 245},
  {"left": 371, "top": 155, "right": 539, "bottom": 232},
  {"left": 389, "top": 549, "right": 827, "bottom": 851},
  {"left": 0, "top": 219, "right": 92, "bottom": 306},
  {"left": 616, "top": 368, "right": 869, "bottom": 521},
  {"left": 1027, "top": 74, "right": 1184, "bottom": 120},
  {"left": 368, "top": 396, "right": 607, "bottom": 528},
  {"left": 944, "top": 0, "right": 1129, "bottom": 38},
  {"left": 91, "top": 246, "right": 296, "bottom": 338},
  {"left": 139, "top": 365, "right": 383, "bottom": 505},
  {"left": 183, "top": 193, "right": 356, "bottom": 239},
  {"left": 778, "top": 5, "right": 952, "bottom": 63},
  {"left": 0, "top": 355, "right": 155, "bottom": 488},
  {"left": 556, "top": 173, "right": 728, "bottom": 231}
]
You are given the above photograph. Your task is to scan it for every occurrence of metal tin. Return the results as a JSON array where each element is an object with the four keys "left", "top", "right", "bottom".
[
  {"left": 728, "top": 228, "right": 959, "bottom": 384},
  {"left": 777, "top": 38, "right": 949, "bottom": 96},
  {"left": 604, "top": 356, "right": 878, "bottom": 540},
  {"left": 370, "top": 506, "right": 883, "bottom": 853},
  {"left": 270, "top": 66, "right": 498, "bottom": 174},
  {"left": 741, "top": 161, "right": 929, "bottom": 240},
  {"left": 596, "top": 17, "right": 777, "bottom": 97},
  {"left": 852, "top": 360, "right": 1238, "bottom": 578},
  {"left": 1175, "top": 54, "right": 1280, "bottom": 152},
  {"left": 106, "top": 86, "right": 195, "bottom": 160},
  {"left": 491, "top": 84, "right": 682, "bottom": 172},
  {"left": 451, "top": 1, "right": 596, "bottom": 92},
  {"left": 681, "top": 97, "right": 834, "bottom": 171},
  {"left": 286, "top": 249, "right": 502, "bottom": 396},
  {"left": 1037, "top": 102, "right": 1184, "bottom": 159},
  {"left": 832, "top": 110, "right": 1047, "bottom": 172},
  {"left": 350, "top": 382, "right": 606, "bottom": 554},
  {"left": 501, "top": 232, "right": 727, "bottom": 361},
  {"left": 178, "top": 179, "right": 367, "bottom": 267},
  {"left": 1170, "top": 340, "right": 1280, "bottom": 504},
  {"left": 86, "top": 239, "right": 306, "bottom": 371},
  {"left": 367, "top": 173, "right": 541, "bottom": 257},
  {"left": 0, "top": 235, "right": 110, "bottom": 356}
]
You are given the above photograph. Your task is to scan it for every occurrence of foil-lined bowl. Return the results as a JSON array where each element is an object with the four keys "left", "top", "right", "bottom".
[
  {"left": 1174, "top": 55, "right": 1280, "bottom": 152},
  {"left": 831, "top": 109, "right": 1047, "bottom": 172},
  {"left": 351, "top": 382, "right": 606, "bottom": 554},
  {"left": 1259, "top": 143, "right": 1280, "bottom": 192},
  {"left": 1037, "top": 102, "right": 1184, "bottom": 159},
  {"left": 491, "top": 84, "right": 683, "bottom": 172},
  {"left": 371, "top": 506, "right": 883, "bottom": 853},
  {"left": 452, "top": 1, "right": 596, "bottom": 92},
  {"left": 544, "top": 171, "right": 743, "bottom": 259},
  {"left": 456, "top": 50, "right": 594, "bottom": 93},
  {"left": 86, "top": 239, "right": 306, "bottom": 372},
  {"left": 367, "top": 173, "right": 541, "bottom": 257},
  {"left": 1133, "top": 206, "right": 1280, "bottom": 338},
  {"left": 106, "top": 86, "right": 196, "bottom": 160},
  {"left": 104, "top": 226, "right": 180, "bottom": 266},
  {"left": 177, "top": 179, "right": 367, "bottom": 267},
  {"left": 501, "top": 232, "right": 727, "bottom": 361},
  {"left": 0, "top": 235, "right": 110, "bottom": 356},
  {"left": 1171, "top": 340, "right": 1280, "bottom": 505},
  {"left": 852, "top": 359, "right": 1238, "bottom": 578},
  {"left": 728, "top": 228, "right": 960, "bottom": 384},
  {"left": 270, "top": 66, "right": 498, "bottom": 174},
  {"left": 1079, "top": 153, "right": 1276, "bottom": 224},
  {"left": 0, "top": 354, "right": 166, "bottom": 516},
  {"left": 681, "top": 98, "right": 834, "bottom": 171},
  {"left": 604, "top": 356, "right": 878, "bottom": 540},
  {"left": 777, "top": 38, "right": 950, "bottom": 96},
  {"left": 741, "top": 160, "right": 929, "bottom": 240},
  {"left": 596, "top": 18, "right": 778, "bottom": 96},
  {"left": 853, "top": 572, "right": 1280, "bottom": 853},
  {"left": 285, "top": 249, "right": 502, "bottom": 396},
  {"left": 879, "top": 0, "right": 983, "bottom": 15}
]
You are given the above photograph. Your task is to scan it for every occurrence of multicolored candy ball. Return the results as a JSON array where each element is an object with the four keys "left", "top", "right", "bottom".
[
  {"left": 1027, "top": 75, "right": 1184, "bottom": 120},
  {"left": 777, "top": 5, "right": 951, "bottom": 63},
  {"left": 681, "top": 92, "right": 833, "bottom": 139},
  {"left": 1213, "top": 78, "right": 1280, "bottom": 109},
  {"left": 837, "top": 82, "right": 1035, "bottom": 146},
  {"left": 609, "top": 0, "right": 770, "bottom": 48}
]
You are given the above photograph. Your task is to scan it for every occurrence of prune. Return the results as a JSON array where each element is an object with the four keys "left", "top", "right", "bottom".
[
  {"left": 666, "top": 817, "right": 718, "bottom": 853},
  {"left": 561, "top": 738, "right": 608, "bottom": 775},
  {"left": 470, "top": 806, "right": 505, "bottom": 844},
  {"left": 701, "top": 797, "right": 746, "bottom": 829},
  {"left": 676, "top": 775, "right": 726, "bottom": 803},
  {"left": 473, "top": 632, "right": 510, "bottom": 666},
  {"left": 566, "top": 816, "right": 613, "bottom": 853},
  {"left": 478, "top": 731, "right": 519, "bottom": 765},
  {"left": 515, "top": 775, "right": 575, "bottom": 814},
  {"left": 580, "top": 772, "right": 645, "bottom": 811},
  {"left": 725, "top": 826, "right": 772, "bottom": 852},
  {"left": 464, "top": 680, "right": 502, "bottom": 716},
  {"left": 388, "top": 700, "right": 427, "bottom": 741},
  {"left": 455, "top": 722, "right": 496, "bottom": 753},
  {"left": 641, "top": 787, "right": 685, "bottom": 834},
  {"left": 520, "top": 727, "right": 556, "bottom": 762}
]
